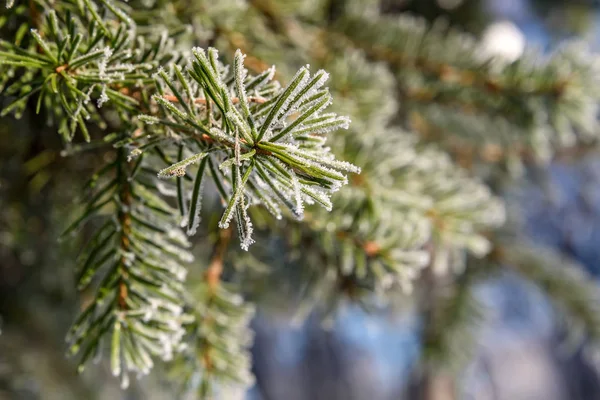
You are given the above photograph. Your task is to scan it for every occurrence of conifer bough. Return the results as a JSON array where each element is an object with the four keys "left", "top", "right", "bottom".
[
  {"left": 4, "top": 0, "right": 600, "bottom": 397},
  {"left": 1, "top": 0, "right": 360, "bottom": 394},
  {"left": 149, "top": 47, "right": 360, "bottom": 250}
]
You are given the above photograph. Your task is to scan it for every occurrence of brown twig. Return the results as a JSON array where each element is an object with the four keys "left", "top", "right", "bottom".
[
  {"left": 117, "top": 149, "right": 132, "bottom": 310},
  {"left": 205, "top": 227, "right": 233, "bottom": 291},
  {"left": 198, "top": 226, "right": 233, "bottom": 381},
  {"left": 29, "top": 0, "right": 42, "bottom": 31}
]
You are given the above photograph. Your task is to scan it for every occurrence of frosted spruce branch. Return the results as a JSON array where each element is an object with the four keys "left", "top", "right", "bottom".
[
  {"left": 172, "top": 228, "right": 255, "bottom": 398},
  {"left": 146, "top": 48, "right": 360, "bottom": 250},
  {"left": 0, "top": 0, "right": 360, "bottom": 391},
  {"left": 331, "top": 13, "right": 600, "bottom": 164},
  {"left": 63, "top": 146, "right": 192, "bottom": 388},
  {"left": 269, "top": 131, "right": 505, "bottom": 323},
  {"left": 0, "top": 6, "right": 181, "bottom": 141},
  {"left": 11, "top": 0, "right": 600, "bottom": 396}
]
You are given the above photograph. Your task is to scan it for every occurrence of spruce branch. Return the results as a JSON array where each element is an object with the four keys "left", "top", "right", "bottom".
[
  {"left": 333, "top": 16, "right": 568, "bottom": 99},
  {"left": 8, "top": 0, "right": 600, "bottom": 395},
  {"left": 148, "top": 47, "right": 360, "bottom": 250},
  {"left": 0, "top": 5, "right": 180, "bottom": 140},
  {"left": 0, "top": 0, "right": 359, "bottom": 388},
  {"left": 330, "top": 13, "right": 600, "bottom": 164},
  {"left": 269, "top": 131, "right": 504, "bottom": 322},
  {"left": 171, "top": 227, "right": 256, "bottom": 399},
  {"left": 64, "top": 145, "right": 192, "bottom": 388}
]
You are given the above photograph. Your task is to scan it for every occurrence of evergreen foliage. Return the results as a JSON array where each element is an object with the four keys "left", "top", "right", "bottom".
[{"left": 3, "top": 0, "right": 600, "bottom": 398}]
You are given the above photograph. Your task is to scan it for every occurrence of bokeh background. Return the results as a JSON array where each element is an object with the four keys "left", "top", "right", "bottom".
[{"left": 3, "top": 0, "right": 600, "bottom": 399}]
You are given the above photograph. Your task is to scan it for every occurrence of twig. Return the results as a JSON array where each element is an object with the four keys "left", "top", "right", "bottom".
[
  {"left": 205, "top": 227, "right": 232, "bottom": 291},
  {"left": 117, "top": 148, "right": 132, "bottom": 310}
]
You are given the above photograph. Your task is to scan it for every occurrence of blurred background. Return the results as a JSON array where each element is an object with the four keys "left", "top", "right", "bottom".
[{"left": 3, "top": 0, "right": 600, "bottom": 399}]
